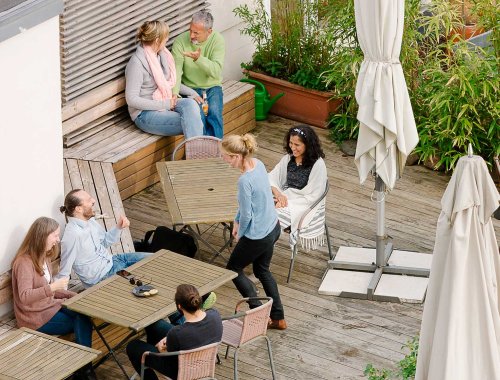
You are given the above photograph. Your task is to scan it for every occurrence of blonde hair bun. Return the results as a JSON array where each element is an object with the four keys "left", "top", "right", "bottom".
[
  {"left": 136, "top": 20, "right": 169, "bottom": 45},
  {"left": 222, "top": 133, "right": 257, "bottom": 158}
]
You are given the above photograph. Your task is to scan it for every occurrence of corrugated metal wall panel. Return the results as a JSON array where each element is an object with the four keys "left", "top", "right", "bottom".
[{"left": 59, "top": 0, "right": 209, "bottom": 104}]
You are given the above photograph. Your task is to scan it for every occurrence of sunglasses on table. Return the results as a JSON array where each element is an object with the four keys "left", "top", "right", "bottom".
[{"left": 116, "top": 270, "right": 152, "bottom": 287}]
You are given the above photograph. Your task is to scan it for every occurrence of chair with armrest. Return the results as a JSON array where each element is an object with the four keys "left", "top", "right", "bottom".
[
  {"left": 140, "top": 341, "right": 220, "bottom": 380},
  {"left": 221, "top": 297, "right": 276, "bottom": 380},
  {"left": 171, "top": 135, "right": 231, "bottom": 261},
  {"left": 287, "top": 180, "right": 333, "bottom": 283},
  {"left": 171, "top": 136, "right": 222, "bottom": 161}
]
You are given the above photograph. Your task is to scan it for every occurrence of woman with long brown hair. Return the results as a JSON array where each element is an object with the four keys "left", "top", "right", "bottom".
[{"left": 11, "top": 217, "right": 96, "bottom": 380}]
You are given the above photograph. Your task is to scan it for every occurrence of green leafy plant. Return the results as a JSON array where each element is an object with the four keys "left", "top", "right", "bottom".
[
  {"left": 364, "top": 336, "right": 420, "bottom": 380},
  {"left": 322, "top": 0, "right": 363, "bottom": 142},
  {"left": 234, "top": 0, "right": 337, "bottom": 91},
  {"left": 364, "top": 364, "right": 393, "bottom": 380},
  {"left": 323, "top": 0, "right": 499, "bottom": 170},
  {"left": 413, "top": 1, "right": 499, "bottom": 170},
  {"left": 399, "top": 336, "right": 419, "bottom": 379}
]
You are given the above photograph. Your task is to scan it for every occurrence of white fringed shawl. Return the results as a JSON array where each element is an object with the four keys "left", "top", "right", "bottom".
[{"left": 269, "top": 155, "right": 328, "bottom": 249}]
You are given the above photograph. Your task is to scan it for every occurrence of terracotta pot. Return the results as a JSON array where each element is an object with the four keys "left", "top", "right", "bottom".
[
  {"left": 245, "top": 71, "right": 342, "bottom": 128},
  {"left": 450, "top": 25, "right": 485, "bottom": 42}
]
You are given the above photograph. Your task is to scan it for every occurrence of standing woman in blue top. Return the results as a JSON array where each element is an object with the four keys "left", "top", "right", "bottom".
[{"left": 221, "top": 134, "right": 287, "bottom": 330}]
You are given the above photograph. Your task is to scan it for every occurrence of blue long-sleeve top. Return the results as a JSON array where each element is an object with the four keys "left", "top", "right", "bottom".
[
  {"left": 235, "top": 159, "right": 278, "bottom": 240},
  {"left": 56, "top": 217, "right": 121, "bottom": 287}
]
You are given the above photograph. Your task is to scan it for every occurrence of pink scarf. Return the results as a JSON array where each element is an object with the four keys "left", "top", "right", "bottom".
[{"left": 143, "top": 44, "right": 177, "bottom": 101}]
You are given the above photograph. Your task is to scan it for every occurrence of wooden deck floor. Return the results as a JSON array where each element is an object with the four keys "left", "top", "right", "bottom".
[
  {"left": 100, "top": 115, "right": 497, "bottom": 379},
  {"left": 2, "top": 115, "right": 498, "bottom": 379}
]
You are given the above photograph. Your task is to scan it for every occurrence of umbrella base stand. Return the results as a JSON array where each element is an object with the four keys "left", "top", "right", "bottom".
[
  {"left": 319, "top": 177, "right": 431, "bottom": 303},
  {"left": 321, "top": 246, "right": 431, "bottom": 303}
]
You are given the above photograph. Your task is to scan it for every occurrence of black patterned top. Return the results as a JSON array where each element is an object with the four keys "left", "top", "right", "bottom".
[{"left": 285, "top": 157, "right": 313, "bottom": 190}]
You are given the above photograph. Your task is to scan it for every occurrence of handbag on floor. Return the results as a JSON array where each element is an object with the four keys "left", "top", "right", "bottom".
[{"left": 134, "top": 226, "right": 197, "bottom": 258}]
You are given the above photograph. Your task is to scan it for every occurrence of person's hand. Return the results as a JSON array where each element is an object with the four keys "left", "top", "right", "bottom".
[
  {"left": 170, "top": 97, "right": 178, "bottom": 110},
  {"left": 50, "top": 277, "right": 69, "bottom": 292},
  {"left": 274, "top": 192, "right": 288, "bottom": 208},
  {"left": 155, "top": 337, "right": 167, "bottom": 352},
  {"left": 117, "top": 215, "right": 130, "bottom": 229},
  {"left": 192, "top": 95, "right": 203, "bottom": 105},
  {"left": 182, "top": 48, "right": 201, "bottom": 61},
  {"left": 232, "top": 222, "right": 239, "bottom": 242}
]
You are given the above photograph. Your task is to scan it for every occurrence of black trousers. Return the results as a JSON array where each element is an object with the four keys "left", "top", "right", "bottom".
[
  {"left": 126, "top": 319, "right": 175, "bottom": 380},
  {"left": 226, "top": 222, "right": 285, "bottom": 320}
]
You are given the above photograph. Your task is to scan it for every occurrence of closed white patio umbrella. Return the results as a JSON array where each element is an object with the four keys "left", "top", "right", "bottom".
[
  {"left": 354, "top": 0, "right": 418, "bottom": 191},
  {"left": 324, "top": 0, "right": 429, "bottom": 301},
  {"left": 354, "top": 0, "right": 419, "bottom": 275},
  {"left": 415, "top": 153, "right": 500, "bottom": 380}
]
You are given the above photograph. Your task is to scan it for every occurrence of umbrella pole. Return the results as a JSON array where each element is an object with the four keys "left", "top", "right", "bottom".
[{"left": 375, "top": 175, "right": 392, "bottom": 267}]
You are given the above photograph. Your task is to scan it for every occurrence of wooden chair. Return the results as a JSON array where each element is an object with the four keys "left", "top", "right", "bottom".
[
  {"left": 221, "top": 297, "right": 276, "bottom": 380},
  {"left": 140, "top": 341, "right": 220, "bottom": 380},
  {"left": 287, "top": 180, "right": 333, "bottom": 283},
  {"left": 171, "top": 136, "right": 222, "bottom": 161}
]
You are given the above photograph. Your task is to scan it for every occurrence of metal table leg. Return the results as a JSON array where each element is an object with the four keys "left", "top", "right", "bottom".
[
  {"left": 182, "top": 223, "right": 233, "bottom": 263},
  {"left": 92, "top": 320, "right": 137, "bottom": 379}
]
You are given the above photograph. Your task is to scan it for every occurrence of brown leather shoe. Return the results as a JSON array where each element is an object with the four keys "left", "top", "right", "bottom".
[{"left": 268, "top": 318, "right": 287, "bottom": 330}]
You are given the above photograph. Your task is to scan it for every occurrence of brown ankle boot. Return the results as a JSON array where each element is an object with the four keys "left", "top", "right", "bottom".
[{"left": 268, "top": 318, "right": 287, "bottom": 330}]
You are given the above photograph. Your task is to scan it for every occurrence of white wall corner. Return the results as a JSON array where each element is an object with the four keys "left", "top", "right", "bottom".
[
  {"left": 210, "top": 0, "right": 257, "bottom": 80},
  {"left": 0, "top": 15, "right": 64, "bottom": 289}
]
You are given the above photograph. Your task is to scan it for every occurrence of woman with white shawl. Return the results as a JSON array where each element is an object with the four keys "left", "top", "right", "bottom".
[{"left": 269, "top": 125, "right": 328, "bottom": 250}]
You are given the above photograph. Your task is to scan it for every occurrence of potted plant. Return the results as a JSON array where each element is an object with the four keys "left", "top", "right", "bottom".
[
  {"left": 325, "top": 0, "right": 499, "bottom": 172},
  {"left": 233, "top": 0, "right": 341, "bottom": 128},
  {"left": 412, "top": 0, "right": 498, "bottom": 171}
]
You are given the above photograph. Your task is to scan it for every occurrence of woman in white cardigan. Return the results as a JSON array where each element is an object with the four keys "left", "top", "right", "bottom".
[{"left": 269, "top": 125, "right": 327, "bottom": 249}]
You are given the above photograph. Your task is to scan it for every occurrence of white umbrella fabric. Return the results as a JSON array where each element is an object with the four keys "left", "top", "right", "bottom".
[
  {"left": 354, "top": 0, "right": 418, "bottom": 190},
  {"left": 415, "top": 155, "right": 500, "bottom": 380}
]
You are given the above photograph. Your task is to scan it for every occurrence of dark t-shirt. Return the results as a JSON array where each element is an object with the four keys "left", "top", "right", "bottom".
[
  {"left": 286, "top": 157, "right": 313, "bottom": 190},
  {"left": 165, "top": 309, "right": 223, "bottom": 379}
]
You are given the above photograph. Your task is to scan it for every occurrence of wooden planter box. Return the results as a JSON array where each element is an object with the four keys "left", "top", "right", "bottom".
[{"left": 246, "top": 71, "right": 341, "bottom": 128}]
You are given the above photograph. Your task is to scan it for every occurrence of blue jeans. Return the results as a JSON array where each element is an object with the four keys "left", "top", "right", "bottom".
[
  {"left": 226, "top": 222, "right": 284, "bottom": 320},
  {"left": 126, "top": 319, "right": 176, "bottom": 380},
  {"left": 134, "top": 98, "right": 203, "bottom": 139},
  {"left": 104, "top": 252, "right": 152, "bottom": 279},
  {"left": 37, "top": 308, "right": 93, "bottom": 347},
  {"left": 193, "top": 86, "right": 223, "bottom": 138}
]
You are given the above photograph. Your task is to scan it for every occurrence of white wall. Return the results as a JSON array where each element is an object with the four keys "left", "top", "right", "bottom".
[
  {"left": 0, "top": 17, "right": 63, "bottom": 315},
  {"left": 211, "top": 0, "right": 270, "bottom": 80}
]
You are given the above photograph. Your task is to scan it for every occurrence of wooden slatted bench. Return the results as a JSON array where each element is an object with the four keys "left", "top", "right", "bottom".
[
  {"left": 63, "top": 78, "right": 255, "bottom": 200},
  {"left": 63, "top": 158, "right": 134, "bottom": 255}
]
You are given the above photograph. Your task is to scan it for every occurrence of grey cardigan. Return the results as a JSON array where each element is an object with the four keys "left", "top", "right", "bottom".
[{"left": 125, "top": 44, "right": 198, "bottom": 121}]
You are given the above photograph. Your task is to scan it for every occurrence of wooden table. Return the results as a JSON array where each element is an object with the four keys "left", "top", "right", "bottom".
[
  {"left": 63, "top": 250, "right": 236, "bottom": 379},
  {"left": 0, "top": 327, "right": 100, "bottom": 380},
  {"left": 157, "top": 158, "right": 240, "bottom": 262}
]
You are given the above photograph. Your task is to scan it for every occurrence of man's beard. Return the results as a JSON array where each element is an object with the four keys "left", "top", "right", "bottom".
[{"left": 83, "top": 207, "right": 95, "bottom": 220}]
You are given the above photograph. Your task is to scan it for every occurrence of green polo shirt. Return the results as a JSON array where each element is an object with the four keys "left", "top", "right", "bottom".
[{"left": 172, "top": 30, "right": 225, "bottom": 94}]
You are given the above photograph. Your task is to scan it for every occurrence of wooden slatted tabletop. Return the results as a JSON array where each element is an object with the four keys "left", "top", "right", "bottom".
[
  {"left": 63, "top": 250, "right": 237, "bottom": 332},
  {"left": 156, "top": 158, "right": 240, "bottom": 227},
  {"left": 0, "top": 328, "right": 100, "bottom": 380}
]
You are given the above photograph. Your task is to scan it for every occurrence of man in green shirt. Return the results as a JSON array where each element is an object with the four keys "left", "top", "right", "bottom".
[{"left": 172, "top": 10, "right": 225, "bottom": 138}]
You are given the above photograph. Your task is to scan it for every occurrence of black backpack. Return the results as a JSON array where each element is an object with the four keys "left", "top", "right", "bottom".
[{"left": 134, "top": 226, "right": 197, "bottom": 258}]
